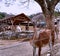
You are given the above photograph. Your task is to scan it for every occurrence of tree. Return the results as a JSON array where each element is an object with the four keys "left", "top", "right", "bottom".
[
  {"left": 34, "top": 0, "right": 60, "bottom": 56},
  {"left": 35, "top": 0, "right": 60, "bottom": 43},
  {"left": 35, "top": 0, "right": 60, "bottom": 27}
]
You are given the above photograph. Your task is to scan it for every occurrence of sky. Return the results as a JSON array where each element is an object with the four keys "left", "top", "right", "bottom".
[
  {"left": 0, "top": 0, "right": 60, "bottom": 15},
  {"left": 55, "top": 3, "right": 60, "bottom": 12}
]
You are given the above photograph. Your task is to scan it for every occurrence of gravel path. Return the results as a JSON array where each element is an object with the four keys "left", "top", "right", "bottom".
[
  {"left": 0, "top": 41, "right": 60, "bottom": 56},
  {"left": 0, "top": 42, "right": 33, "bottom": 56}
]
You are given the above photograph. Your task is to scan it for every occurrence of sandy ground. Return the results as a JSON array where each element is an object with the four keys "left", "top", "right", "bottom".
[{"left": 0, "top": 40, "right": 60, "bottom": 56}]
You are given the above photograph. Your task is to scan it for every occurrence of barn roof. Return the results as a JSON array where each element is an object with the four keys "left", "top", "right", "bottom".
[{"left": 0, "top": 13, "right": 31, "bottom": 25}]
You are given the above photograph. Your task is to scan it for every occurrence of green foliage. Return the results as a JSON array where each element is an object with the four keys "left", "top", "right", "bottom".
[
  {"left": 29, "top": 14, "right": 36, "bottom": 18},
  {"left": 54, "top": 11, "right": 60, "bottom": 17},
  {"left": 0, "top": 12, "right": 5, "bottom": 19},
  {"left": 29, "top": 15, "right": 34, "bottom": 18}
]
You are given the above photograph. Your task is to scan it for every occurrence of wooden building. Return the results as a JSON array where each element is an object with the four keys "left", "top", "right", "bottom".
[{"left": 0, "top": 13, "right": 33, "bottom": 32}]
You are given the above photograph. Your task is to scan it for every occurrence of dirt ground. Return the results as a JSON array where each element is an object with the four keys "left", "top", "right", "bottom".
[{"left": 0, "top": 22, "right": 60, "bottom": 56}]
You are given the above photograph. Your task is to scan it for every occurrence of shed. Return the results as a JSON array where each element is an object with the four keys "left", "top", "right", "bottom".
[
  {"left": 0, "top": 13, "right": 31, "bottom": 25},
  {"left": 0, "top": 13, "right": 31, "bottom": 31}
]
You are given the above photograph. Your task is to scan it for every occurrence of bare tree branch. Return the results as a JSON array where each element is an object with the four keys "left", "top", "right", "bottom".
[
  {"left": 45, "top": 0, "right": 54, "bottom": 15},
  {"left": 46, "top": 0, "right": 51, "bottom": 6},
  {"left": 19, "top": 0, "right": 30, "bottom": 8},
  {"left": 35, "top": 0, "right": 60, "bottom": 16},
  {"left": 51, "top": 0, "right": 60, "bottom": 7},
  {"left": 20, "top": 0, "right": 28, "bottom": 4},
  {"left": 35, "top": 0, "right": 50, "bottom": 15},
  {"left": 48, "top": 0, "right": 60, "bottom": 15}
]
